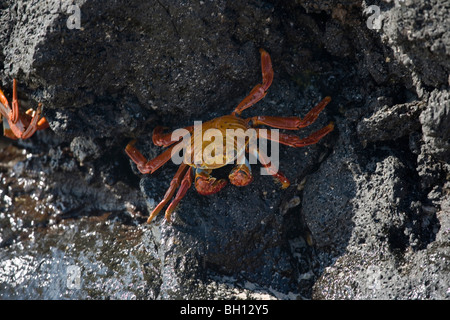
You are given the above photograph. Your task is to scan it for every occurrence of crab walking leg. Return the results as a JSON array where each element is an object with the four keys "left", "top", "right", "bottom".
[
  {"left": 257, "top": 122, "right": 334, "bottom": 148},
  {"left": 152, "top": 125, "right": 194, "bottom": 147},
  {"left": 11, "top": 79, "right": 19, "bottom": 123},
  {"left": 0, "top": 80, "right": 17, "bottom": 122},
  {"left": 6, "top": 103, "right": 44, "bottom": 139},
  {"left": 250, "top": 142, "right": 290, "bottom": 189},
  {"left": 164, "top": 166, "right": 193, "bottom": 222},
  {"left": 147, "top": 163, "right": 190, "bottom": 223},
  {"left": 2, "top": 117, "right": 16, "bottom": 139},
  {"left": 0, "top": 92, "right": 10, "bottom": 118},
  {"left": 0, "top": 79, "right": 20, "bottom": 123},
  {"left": 125, "top": 140, "right": 184, "bottom": 174},
  {"left": 0, "top": 80, "right": 49, "bottom": 139},
  {"left": 37, "top": 117, "right": 50, "bottom": 130},
  {"left": 0, "top": 90, "right": 9, "bottom": 114},
  {"left": 25, "top": 108, "right": 49, "bottom": 130},
  {"left": 194, "top": 168, "right": 227, "bottom": 195},
  {"left": 16, "top": 104, "right": 43, "bottom": 139},
  {"left": 233, "top": 49, "right": 274, "bottom": 116},
  {"left": 246, "top": 96, "right": 331, "bottom": 130}
]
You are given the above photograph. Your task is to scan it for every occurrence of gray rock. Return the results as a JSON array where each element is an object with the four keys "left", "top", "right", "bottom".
[
  {"left": 420, "top": 89, "right": 450, "bottom": 162},
  {"left": 357, "top": 100, "right": 425, "bottom": 144},
  {"left": 380, "top": 0, "right": 450, "bottom": 88}
]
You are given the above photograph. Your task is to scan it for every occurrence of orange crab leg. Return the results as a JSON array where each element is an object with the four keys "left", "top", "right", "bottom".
[
  {"left": 147, "top": 163, "right": 190, "bottom": 223},
  {"left": 253, "top": 145, "right": 290, "bottom": 189},
  {"left": 5, "top": 103, "right": 46, "bottom": 139},
  {"left": 232, "top": 48, "right": 273, "bottom": 116},
  {"left": 125, "top": 140, "right": 183, "bottom": 174},
  {"left": 16, "top": 104, "right": 42, "bottom": 139},
  {"left": 38, "top": 118, "right": 49, "bottom": 129},
  {"left": 0, "top": 79, "right": 13, "bottom": 118},
  {"left": 1, "top": 80, "right": 49, "bottom": 140},
  {"left": 25, "top": 108, "right": 49, "bottom": 130},
  {"left": 2, "top": 118, "right": 15, "bottom": 139},
  {"left": 246, "top": 96, "right": 331, "bottom": 130},
  {"left": 257, "top": 122, "right": 334, "bottom": 148},
  {"left": 0, "top": 90, "right": 10, "bottom": 117},
  {"left": 164, "top": 166, "right": 193, "bottom": 222},
  {"left": 0, "top": 79, "right": 21, "bottom": 123},
  {"left": 152, "top": 125, "right": 194, "bottom": 147},
  {"left": 11, "top": 79, "right": 19, "bottom": 123}
]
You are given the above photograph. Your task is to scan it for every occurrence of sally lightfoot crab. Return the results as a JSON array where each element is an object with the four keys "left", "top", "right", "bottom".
[
  {"left": 0, "top": 79, "right": 49, "bottom": 139},
  {"left": 126, "top": 49, "right": 334, "bottom": 223}
]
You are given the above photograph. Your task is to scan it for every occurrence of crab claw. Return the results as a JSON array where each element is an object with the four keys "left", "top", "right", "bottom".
[
  {"left": 229, "top": 163, "right": 253, "bottom": 187},
  {"left": 195, "top": 169, "right": 227, "bottom": 195}
]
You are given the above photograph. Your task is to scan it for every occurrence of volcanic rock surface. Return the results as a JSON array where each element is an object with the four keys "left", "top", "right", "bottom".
[{"left": 0, "top": 0, "right": 448, "bottom": 299}]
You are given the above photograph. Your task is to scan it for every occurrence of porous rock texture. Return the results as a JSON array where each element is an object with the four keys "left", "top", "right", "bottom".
[{"left": 0, "top": 0, "right": 448, "bottom": 299}]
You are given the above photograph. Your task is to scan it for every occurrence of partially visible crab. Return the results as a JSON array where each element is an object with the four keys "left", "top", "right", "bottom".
[
  {"left": 126, "top": 49, "right": 334, "bottom": 223},
  {"left": 0, "top": 79, "right": 49, "bottom": 139}
]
